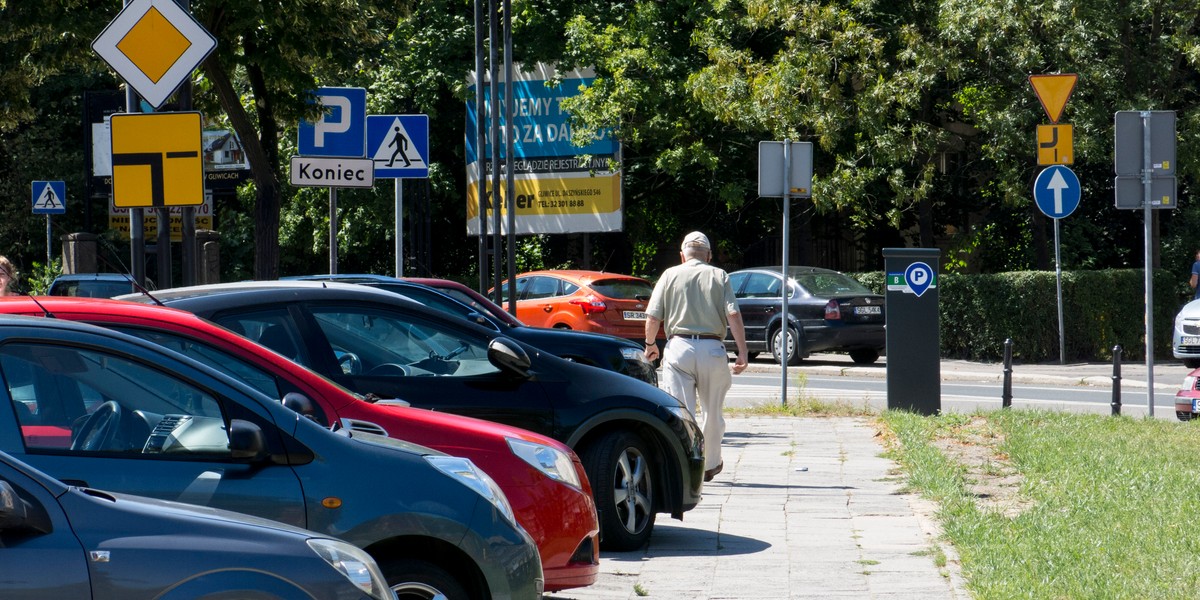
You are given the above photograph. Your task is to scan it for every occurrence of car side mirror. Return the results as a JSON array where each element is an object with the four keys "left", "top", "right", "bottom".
[
  {"left": 0, "top": 481, "right": 43, "bottom": 533},
  {"left": 466, "top": 311, "right": 498, "bottom": 331},
  {"left": 228, "top": 419, "right": 268, "bottom": 461},
  {"left": 488, "top": 337, "right": 531, "bottom": 378},
  {"left": 281, "top": 392, "right": 317, "bottom": 420}
]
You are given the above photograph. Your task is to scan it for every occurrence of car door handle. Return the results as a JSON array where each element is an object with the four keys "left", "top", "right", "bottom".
[
  {"left": 542, "top": 305, "right": 552, "bottom": 312},
  {"left": 764, "top": 306, "right": 775, "bottom": 313}
]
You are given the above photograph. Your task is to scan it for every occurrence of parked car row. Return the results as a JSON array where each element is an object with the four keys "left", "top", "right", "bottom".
[
  {"left": 116, "top": 281, "right": 704, "bottom": 551},
  {"left": 11, "top": 263, "right": 884, "bottom": 596}
]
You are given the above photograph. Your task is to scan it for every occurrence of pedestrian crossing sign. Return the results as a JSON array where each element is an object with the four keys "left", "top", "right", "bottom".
[
  {"left": 32, "top": 181, "right": 67, "bottom": 214},
  {"left": 367, "top": 114, "right": 429, "bottom": 179}
]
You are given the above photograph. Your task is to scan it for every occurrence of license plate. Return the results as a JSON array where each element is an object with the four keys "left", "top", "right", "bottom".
[
  {"left": 1193, "top": 399, "right": 1200, "bottom": 412},
  {"left": 854, "top": 306, "right": 882, "bottom": 315},
  {"left": 1184, "top": 336, "right": 1200, "bottom": 345},
  {"left": 623, "top": 311, "right": 647, "bottom": 320}
]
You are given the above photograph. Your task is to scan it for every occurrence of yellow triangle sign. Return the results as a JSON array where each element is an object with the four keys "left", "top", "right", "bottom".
[{"left": 1029, "top": 74, "right": 1078, "bottom": 124}]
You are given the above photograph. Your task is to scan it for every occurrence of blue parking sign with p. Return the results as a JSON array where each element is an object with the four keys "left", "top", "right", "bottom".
[{"left": 298, "top": 87, "right": 367, "bottom": 157}]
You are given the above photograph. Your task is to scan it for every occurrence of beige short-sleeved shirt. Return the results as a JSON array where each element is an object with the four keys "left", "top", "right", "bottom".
[{"left": 645, "top": 259, "right": 740, "bottom": 337}]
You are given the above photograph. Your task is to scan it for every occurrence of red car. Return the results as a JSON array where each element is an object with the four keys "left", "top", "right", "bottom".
[
  {"left": 495, "top": 270, "right": 658, "bottom": 342},
  {"left": 0, "top": 297, "right": 599, "bottom": 593},
  {"left": 1175, "top": 368, "right": 1200, "bottom": 421}
]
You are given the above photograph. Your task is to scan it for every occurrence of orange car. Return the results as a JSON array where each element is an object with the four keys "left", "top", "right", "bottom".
[{"left": 498, "top": 270, "right": 659, "bottom": 342}]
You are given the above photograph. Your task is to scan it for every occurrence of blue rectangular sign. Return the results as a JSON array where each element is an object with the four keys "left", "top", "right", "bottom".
[
  {"left": 297, "top": 87, "right": 367, "bottom": 158},
  {"left": 465, "top": 71, "right": 614, "bottom": 162},
  {"left": 367, "top": 115, "right": 429, "bottom": 178}
]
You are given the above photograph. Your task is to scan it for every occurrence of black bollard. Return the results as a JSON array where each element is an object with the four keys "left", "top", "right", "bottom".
[
  {"left": 1111, "top": 345, "right": 1122, "bottom": 416},
  {"left": 1002, "top": 338, "right": 1013, "bottom": 408}
]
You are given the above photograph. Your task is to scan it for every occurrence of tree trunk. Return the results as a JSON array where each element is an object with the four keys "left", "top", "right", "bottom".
[{"left": 202, "top": 54, "right": 282, "bottom": 280}]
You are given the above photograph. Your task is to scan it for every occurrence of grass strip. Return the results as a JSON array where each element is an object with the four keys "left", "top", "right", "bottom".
[{"left": 880, "top": 409, "right": 1200, "bottom": 599}]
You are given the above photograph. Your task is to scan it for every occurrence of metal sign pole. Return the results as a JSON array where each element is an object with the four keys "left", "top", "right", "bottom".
[
  {"left": 329, "top": 187, "right": 338, "bottom": 274},
  {"left": 1055, "top": 219, "right": 1065, "bottom": 364},
  {"left": 45, "top": 215, "right": 52, "bottom": 269},
  {"left": 1141, "top": 111, "right": 1155, "bottom": 415},
  {"left": 395, "top": 179, "right": 403, "bottom": 277},
  {"left": 780, "top": 139, "right": 791, "bottom": 407}
]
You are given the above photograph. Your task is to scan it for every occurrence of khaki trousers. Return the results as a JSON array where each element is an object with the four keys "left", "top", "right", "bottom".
[{"left": 661, "top": 337, "right": 731, "bottom": 471}]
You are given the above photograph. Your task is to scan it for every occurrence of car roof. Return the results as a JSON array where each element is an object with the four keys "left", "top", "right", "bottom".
[
  {"left": 117, "top": 280, "right": 509, "bottom": 338},
  {"left": 511, "top": 270, "right": 651, "bottom": 285},
  {"left": 732, "top": 266, "right": 844, "bottom": 277},
  {"left": 51, "top": 273, "right": 135, "bottom": 282}
]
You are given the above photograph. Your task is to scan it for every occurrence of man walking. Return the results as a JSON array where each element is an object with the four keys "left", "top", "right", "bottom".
[{"left": 643, "top": 231, "right": 748, "bottom": 482}]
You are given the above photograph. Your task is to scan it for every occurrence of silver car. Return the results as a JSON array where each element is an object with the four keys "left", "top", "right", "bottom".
[
  {"left": 1173, "top": 300, "right": 1200, "bottom": 368},
  {"left": 0, "top": 449, "right": 394, "bottom": 600}
]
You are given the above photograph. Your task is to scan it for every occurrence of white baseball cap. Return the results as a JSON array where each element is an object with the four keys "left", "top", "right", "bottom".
[{"left": 681, "top": 231, "right": 711, "bottom": 251}]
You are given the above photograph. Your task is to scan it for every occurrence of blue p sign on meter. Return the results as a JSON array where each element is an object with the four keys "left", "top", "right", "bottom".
[{"left": 1033, "top": 165, "right": 1081, "bottom": 219}]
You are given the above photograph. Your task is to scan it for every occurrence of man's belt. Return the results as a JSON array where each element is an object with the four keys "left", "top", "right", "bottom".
[{"left": 670, "top": 333, "right": 723, "bottom": 340}]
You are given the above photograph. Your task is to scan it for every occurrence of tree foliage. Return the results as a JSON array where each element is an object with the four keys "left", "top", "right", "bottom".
[{"left": 1, "top": 1, "right": 1200, "bottom": 287}]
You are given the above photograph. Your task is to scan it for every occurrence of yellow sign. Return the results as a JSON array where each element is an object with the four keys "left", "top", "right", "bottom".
[
  {"left": 1029, "top": 74, "right": 1078, "bottom": 124},
  {"left": 467, "top": 173, "right": 622, "bottom": 235},
  {"left": 111, "top": 112, "right": 204, "bottom": 208},
  {"left": 91, "top": 0, "right": 217, "bottom": 109},
  {"left": 1036, "top": 124, "right": 1073, "bottom": 165}
]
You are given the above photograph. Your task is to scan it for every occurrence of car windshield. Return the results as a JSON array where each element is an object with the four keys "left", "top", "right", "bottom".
[
  {"left": 791, "top": 272, "right": 871, "bottom": 296},
  {"left": 590, "top": 279, "right": 653, "bottom": 300}
]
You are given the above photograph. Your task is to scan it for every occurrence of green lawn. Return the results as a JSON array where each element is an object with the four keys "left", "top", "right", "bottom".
[{"left": 879, "top": 409, "right": 1200, "bottom": 599}]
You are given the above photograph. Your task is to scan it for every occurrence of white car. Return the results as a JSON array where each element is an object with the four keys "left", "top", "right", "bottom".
[{"left": 1172, "top": 300, "right": 1200, "bottom": 368}]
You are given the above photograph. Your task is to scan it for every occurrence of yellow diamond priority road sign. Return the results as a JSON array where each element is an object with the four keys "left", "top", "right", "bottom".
[
  {"left": 92, "top": 0, "right": 216, "bottom": 109},
  {"left": 110, "top": 112, "right": 204, "bottom": 208}
]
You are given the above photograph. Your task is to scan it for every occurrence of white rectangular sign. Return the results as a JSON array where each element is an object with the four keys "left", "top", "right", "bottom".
[{"left": 289, "top": 156, "right": 374, "bottom": 188}]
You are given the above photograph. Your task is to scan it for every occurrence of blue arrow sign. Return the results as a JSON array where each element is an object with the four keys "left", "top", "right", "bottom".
[
  {"left": 32, "top": 181, "right": 66, "bottom": 215},
  {"left": 298, "top": 87, "right": 367, "bottom": 158},
  {"left": 1033, "top": 165, "right": 1080, "bottom": 219},
  {"left": 367, "top": 115, "right": 429, "bottom": 179}
]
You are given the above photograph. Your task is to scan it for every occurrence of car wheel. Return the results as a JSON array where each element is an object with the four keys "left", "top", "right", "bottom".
[
  {"left": 384, "top": 558, "right": 470, "bottom": 600},
  {"left": 1178, "top": 411, "right": 1193, "bottom": 422},
  {"left": 1185, "top": 358, "right": 1200, "bottom": 369},
  {"left": 771, "top": 324, "right": 803, "bottom": 366},
  {"left": 582, "top": 430, "right": 656, "bottom": 551},
  {"left": 849, "top": 349, "right": 880, "bottom": 364}
]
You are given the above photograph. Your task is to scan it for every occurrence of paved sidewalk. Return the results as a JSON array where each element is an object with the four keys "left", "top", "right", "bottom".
[{"left": 549, "top": 416, "right": 969, "bottom": 600}]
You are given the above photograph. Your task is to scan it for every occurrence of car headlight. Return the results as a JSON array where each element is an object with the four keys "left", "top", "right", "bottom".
[
  {"left": 621, "top": 346, "right": 650, "bottom": 363},
  {"left": 306, "top": 538, "right": 393, "bottom": 600},
  {"left": 663, "top": 404, "right": 697, "bottom": 426},
  {"left": 507, "top": 438, "right": 582, "bottom": 489},
  {"left": 1183, "top": 375, "right": 1198, "bottom": 392},
  {"left": 426, "top": 455, "right": 516, "bottom": 525}
]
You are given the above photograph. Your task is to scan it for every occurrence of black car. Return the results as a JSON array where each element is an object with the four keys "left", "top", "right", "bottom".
[
  {"left": 286, "top": 274, "right": 657, "bottom": 385},
  {"left": 723, "top": 266, "right": 886, "bottom": 365},
  {"left": 121, "top": 281, "right": 705, "bottom": 551}
]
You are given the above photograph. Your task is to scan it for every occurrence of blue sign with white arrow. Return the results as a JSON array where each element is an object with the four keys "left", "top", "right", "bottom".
[
  {"left": 367, "top": 115, "right": 429, "bottom": 179},
  {"left": 1033, "top": 165, "right": 1080, "bottom": 219},
  {"left": 31, "top": 181, "right": 66, "bottom": 215}
]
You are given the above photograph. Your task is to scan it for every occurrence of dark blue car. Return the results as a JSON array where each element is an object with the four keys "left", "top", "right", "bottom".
[{"left": 0, "top": 448, "right": 394, "bottom": 599}]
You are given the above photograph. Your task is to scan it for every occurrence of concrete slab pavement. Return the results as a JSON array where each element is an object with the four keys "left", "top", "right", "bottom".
[{"left": 549, "top": 416, "right": 970, "bottom": 600}]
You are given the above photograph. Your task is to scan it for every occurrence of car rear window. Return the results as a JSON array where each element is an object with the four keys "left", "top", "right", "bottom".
[
  {"left": 591, "top": 279, "right": 653, "bottom": 300},
  {"left": 794, "top": 273, "right": 871, "bottom": 296}
]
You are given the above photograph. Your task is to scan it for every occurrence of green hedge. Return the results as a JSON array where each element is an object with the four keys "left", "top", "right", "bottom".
[{"left": 851, "top": 269, "right": 1185, "bottom": 363}]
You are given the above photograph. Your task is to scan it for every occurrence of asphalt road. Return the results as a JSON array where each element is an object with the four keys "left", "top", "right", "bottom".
[{"left": 726, "top": 353, "right": 1186, "bottom": 419}]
